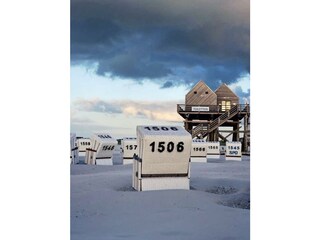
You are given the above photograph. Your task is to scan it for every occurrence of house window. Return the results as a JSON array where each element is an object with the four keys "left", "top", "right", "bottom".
[{"left": 221, "top": 101, "right": 231, "bottom": 111}]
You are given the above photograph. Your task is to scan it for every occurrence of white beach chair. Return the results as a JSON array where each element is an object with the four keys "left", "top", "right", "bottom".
[
  {"left": 207, "top": 141, "right": 220, "bottom": 159},
  {"left": 190, "top": 139, "right": 208, "bottom": 162},
  {"left": 121, "top": 137, "right": 138, "bottom": 165},
  {"left": 86, "top": 133, "right": 117, "bottom": 165},
  {"left": 70, "top": 133, "right": 79, "bottom": 164},
  {"left": 133, "top": 126, "right": 192, "bottom": 191},
  {"left": 77, "top": 138, "right": 91, "bottom": 161},
  {"left": 225, "top": 142, "right": 242, "bottom": 161}
]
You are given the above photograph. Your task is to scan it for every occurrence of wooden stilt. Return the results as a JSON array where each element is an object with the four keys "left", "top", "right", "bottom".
[{"left": 243, "top": 114, "right": 248, "bottom": 152}]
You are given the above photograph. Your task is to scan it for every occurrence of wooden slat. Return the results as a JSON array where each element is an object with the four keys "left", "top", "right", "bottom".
[
  {"left": 186, "top": 81, "right": 217, "bottom": 105},
  {"left": 214, "top": 83, "right": 239, "bottom": 105}
]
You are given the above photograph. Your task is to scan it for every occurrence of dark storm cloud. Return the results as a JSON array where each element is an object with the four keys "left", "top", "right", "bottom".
[
  {"left": 71, "top": 0, "right": 250, "bottom": 87},
  {"left": 96, "top": 52, "right": 172, "bottom": 79},
  {"left": 160, "top": 81, "right": 174, "bottom": 89}
]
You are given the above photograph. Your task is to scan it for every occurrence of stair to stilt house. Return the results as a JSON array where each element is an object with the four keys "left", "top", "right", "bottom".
[{"left": 191, "top": 104, "right": 249, "bottom": 139}]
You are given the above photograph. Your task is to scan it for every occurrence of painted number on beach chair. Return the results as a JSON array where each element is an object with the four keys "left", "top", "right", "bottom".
[
  {"left": 102, "top": 145, "right": 115, "bottom": 151},
  {"left": 193, "top": 147, "right": 206, "bottom": 151},
  {"left": 125, "top": 145, "right": 137, "bottom": 150},
  {"left": 149, "top": 141, "right": 184, "bottom": 153},
  {"left": 208, "top": 146, "right": 219, "bottom": 149},
  {"left": 227, "top": 146, "right": 240, "bottom": 150},
  {"left": 98, "top": 134, "right": 112, "bottom": 139},
  {"left": 144, "top": 126, "right": 178, "bottom": 131}
]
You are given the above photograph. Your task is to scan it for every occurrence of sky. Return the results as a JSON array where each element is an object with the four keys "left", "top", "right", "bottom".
[{"left": 70, "top": 0, "right": 250, "bottom": 138}]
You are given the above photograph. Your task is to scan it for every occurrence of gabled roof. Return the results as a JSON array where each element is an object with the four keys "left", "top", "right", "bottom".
[
  {"left": 214, "top": 83, "right": 239, "bottom": 99},
  {"left": 187, "top": 80, "right": 214, "bottom": 95},
  {"left": 185, "top": 80, "right": 217, "bottom": 105}
]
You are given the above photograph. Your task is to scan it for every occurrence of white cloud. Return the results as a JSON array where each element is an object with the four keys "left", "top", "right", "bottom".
[{"left": 72, "top": 98, "right": 184, "bottom": 123}]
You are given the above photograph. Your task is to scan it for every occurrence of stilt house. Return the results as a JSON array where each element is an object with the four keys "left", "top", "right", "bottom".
[{"left": 177, "top": 81, "right": 250, "bottom": 153}]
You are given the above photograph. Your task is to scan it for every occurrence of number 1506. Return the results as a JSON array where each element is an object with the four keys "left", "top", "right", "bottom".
[{"left": 149, "top": 141, "right": 184, "bottom": 153}]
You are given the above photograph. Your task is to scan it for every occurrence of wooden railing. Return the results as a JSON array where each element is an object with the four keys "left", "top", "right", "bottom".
[
  {"left": 192, "top": 124, "right": 204, "bottom": 137},
  {"left": 177, "top": 104, "right": 249, "bottom": 114},
  {"left": 191, "top": 104, "right": 249, "bottom": 138}
]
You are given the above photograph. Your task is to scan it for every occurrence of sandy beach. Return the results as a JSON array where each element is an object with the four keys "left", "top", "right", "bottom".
[{"left": 71, "top": 149, "right": 250, "bottom": 240}]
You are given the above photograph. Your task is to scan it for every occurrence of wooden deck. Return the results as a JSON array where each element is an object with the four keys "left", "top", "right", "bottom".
[
  {"left": 177, "top": 103, "right": 250, "bottom": 153},
  {"left": 177, "top": 104, "right": 249, "bottom": 119}
]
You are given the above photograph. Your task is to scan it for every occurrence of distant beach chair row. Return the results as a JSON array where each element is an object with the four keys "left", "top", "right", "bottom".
[{"left": 70, "top": 126, "right": 243, "bottom": 191}]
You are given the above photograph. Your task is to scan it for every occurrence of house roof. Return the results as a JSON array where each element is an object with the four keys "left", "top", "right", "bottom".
[
  {"left": 187, "top": 80, "right": 214, "bottom": 95},
  {"left": 214, "top": 83, "right": 239, "bottom": 99}
]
